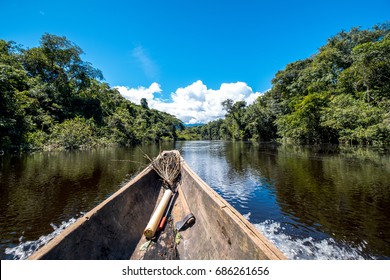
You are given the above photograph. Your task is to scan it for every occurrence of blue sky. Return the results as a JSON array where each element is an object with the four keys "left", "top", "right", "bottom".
[{"left": 1, "top": 0, "right": 389, "bottom": 123}]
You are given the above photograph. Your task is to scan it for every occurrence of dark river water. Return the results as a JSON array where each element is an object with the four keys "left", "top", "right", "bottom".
[{"left": 1, "top": 141, "right": 389, "bottom": 259}]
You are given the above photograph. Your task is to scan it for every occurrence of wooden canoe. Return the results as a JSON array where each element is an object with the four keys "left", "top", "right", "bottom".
[{"left": 28, "top": 150, "right": 286, "bottom": 260}]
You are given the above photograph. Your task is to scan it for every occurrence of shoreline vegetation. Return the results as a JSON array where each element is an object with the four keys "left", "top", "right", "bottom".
[
  {"left": 0, "top": 34, "right": 184, "bottom": 152},
  {"left": 179, "top": 23, "right": 390, "bottom": 149},
  {"left": 1, "top": 23, "right": 389, "bottom": 153}
]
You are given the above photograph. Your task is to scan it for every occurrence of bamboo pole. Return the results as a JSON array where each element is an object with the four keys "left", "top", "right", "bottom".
[{"left": 144, "top": 189, "right": 173, "bottom": 238}]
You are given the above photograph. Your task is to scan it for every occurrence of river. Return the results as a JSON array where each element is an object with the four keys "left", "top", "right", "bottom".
[{"left": 1, "top": 141, "right": 389, "bottom": 259}]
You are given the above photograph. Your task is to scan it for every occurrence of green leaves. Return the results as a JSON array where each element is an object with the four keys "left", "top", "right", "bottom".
[
  {"left": 0, "top": 34, "right": 183, "bottom": 151},
  {"left": 2, "top": 24, "right": 389, "bottom": 151},
  {"left": 349, "top": 33, "right": 390, "bottom": 102},
  {"left": 321, "top": 94, "right": 389, "bottom": 145},
  {"left": 272, "top": 24, "right": 390, "bottom": 146},
  {"left": 181, "top": 23, "right": 390, "bottom": 147},
  {"left": 48, "top": 117, "right": 98, "bottom": 150}
]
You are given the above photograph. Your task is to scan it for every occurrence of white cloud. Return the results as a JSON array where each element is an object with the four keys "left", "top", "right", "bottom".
[
  {"left": 116, "top": 80, "right": 263, "bottom": 124},
  {"left": 115, "top": 82, "right": 162, "bottom": 104}
]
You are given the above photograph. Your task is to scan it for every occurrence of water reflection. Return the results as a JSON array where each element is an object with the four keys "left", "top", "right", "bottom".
[
  {"left": 0, "top": 143, "right": 174, "bottom": 259},
  {"left": 270, "top": 145, "right": 390, "bottom": 257},
  {"left": 1, "top": 141, "right": 389, "bottom": 259},
  {"left": 177, "top": 141, "right": 390, "bottom": 259}
]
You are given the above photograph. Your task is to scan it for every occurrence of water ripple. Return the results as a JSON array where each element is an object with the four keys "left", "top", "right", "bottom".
[{"left": 5, "top": 217, "right": 77, "bottom": 260}]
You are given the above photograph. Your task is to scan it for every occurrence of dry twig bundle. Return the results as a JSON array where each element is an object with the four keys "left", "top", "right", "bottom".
[{"left": 145, "top": 150, "right": 181, "bottom": 190}]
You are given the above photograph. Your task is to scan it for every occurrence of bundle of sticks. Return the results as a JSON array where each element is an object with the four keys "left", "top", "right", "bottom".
[
  {"left": 143, "top": 151, "right": 181, "bottom": 239},
  {"left": 147, "top": 151, "right": 181, "bottom": 190}
]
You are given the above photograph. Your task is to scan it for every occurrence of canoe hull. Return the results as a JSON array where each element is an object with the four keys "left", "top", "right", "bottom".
[
  {"left": 29, "top": 151, "right": 286, "bottom": 260},
  {"left": 176, "top": 160, "right": 285, "bottom": 260},
  {"left": 29, "top": 166, "right": 162, "bottom": 260}
]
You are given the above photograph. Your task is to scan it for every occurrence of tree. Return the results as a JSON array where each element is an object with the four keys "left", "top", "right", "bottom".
[
  {"left": 140, "top": 98, "right": 149, "bottom": 109},
  {"left": 321, "top": 94, "right": 388, "bottom": 145},
  {"left": 244, "top": 94, "right": 278, "bottom": 141},
  {"left": 48, "top": 117, "right": 97, "bottom": 150},
  {"left": 221, "top": 99, "right": 234, "bottom": 113},
  {"left": 0, "top": 40, "right": 32, "bottom": 149},
  {"left": 178, "top": 24, "right": 390, "bottom": 146},
  {"left": 221, "top": 99, "right": 247, "bottom": 140},
  {"left": 349, "top": 33, "right": 390, "bottom": 103},
  {"left": 21, "top": 34, "right": 104, "bottom": 121},
  {"left": 0, "top": 35, "right": 184, "bottom": 151},
  {"left": 270, "top": 24, "right": 390, "bottom": 145},
  {"left": 276, "top": 92, "right": 331, "bottom": 144}
]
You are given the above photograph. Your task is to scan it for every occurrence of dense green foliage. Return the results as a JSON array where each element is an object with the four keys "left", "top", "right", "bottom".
[
  {"left": 0, "top": 34, "right": 183, "bottom": 151},
  {"left": 2, "top": 24, "right": 389, "bottom": 151},
  {"left": 180, "top": 24, "right": 390, "bottom": 147}
]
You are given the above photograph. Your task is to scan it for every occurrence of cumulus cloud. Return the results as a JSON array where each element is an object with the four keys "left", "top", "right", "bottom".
[
  {"left": 116, "top": 80, "right": 263, "bottom": 124},
  {"left": 115, "top": 83, "right": 162, "bottom": 104}
]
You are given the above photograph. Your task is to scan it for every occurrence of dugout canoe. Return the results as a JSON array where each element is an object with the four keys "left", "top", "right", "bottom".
[{"left": 28, "top": 150, "right": 286, "bottom": 260}]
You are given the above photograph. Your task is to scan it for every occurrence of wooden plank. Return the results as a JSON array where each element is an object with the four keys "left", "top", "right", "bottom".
[{"left": 179, "top": 160, "right": 287, "bottom": 260}]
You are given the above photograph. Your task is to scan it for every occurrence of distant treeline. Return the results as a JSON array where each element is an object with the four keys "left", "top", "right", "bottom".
[
  {"left": 2, "top": 24, "right": 390, "bottom": 152},
  {"left": 179, "top": 23, "right": 390, "bottom": 147},
  {"left": 0, "top": 34, "right": 183, "bottom": 151}
]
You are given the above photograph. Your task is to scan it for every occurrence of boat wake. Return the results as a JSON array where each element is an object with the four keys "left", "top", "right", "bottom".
[
  {"left": 5, "top": 212, "right": 372, "bottom": 260},
  {"left": 246, "top": 214, "right": 370, "bottom": 260},
  {"left": 5, "top": 217, "right": 78, "bottom": 260}
]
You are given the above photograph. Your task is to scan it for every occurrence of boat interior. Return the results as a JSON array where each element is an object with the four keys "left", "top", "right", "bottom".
[{"left": 29, "top": 151, "right": 286, "bottom": 260}]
